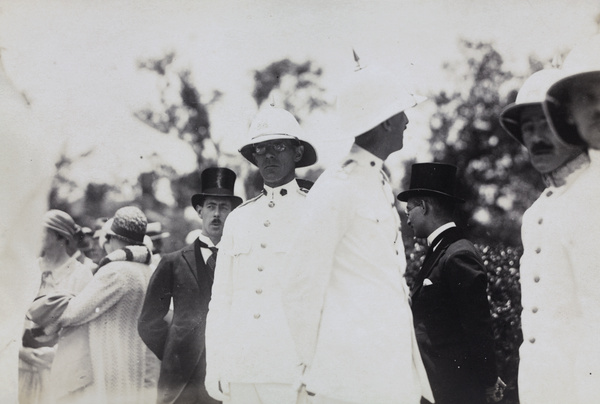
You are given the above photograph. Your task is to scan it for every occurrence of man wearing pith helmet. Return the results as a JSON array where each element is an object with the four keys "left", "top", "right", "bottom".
[
  {"left": 205, "top": 105, "right": 317, "bottom": 404},
  {"left": 499, "top": 68, "right": 592, "bottom": 403},
  {"left": 540, "top": 35, "right": 600, "bottom": 402},
  {"left": 282, "top": 55, "right": 433, "bottom": 404},
  {"left": 140, "top": 167, "right": 242, "bottom": 404}
]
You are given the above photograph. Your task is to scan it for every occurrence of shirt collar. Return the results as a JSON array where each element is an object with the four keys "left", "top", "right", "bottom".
[
  {"left": 427, "top": 222, "right": 456, "bottom": 247},
  {"left": 542, "top": 151, "right": 590, "bottom": 188},
  {"left": 197, "top": 233, "right": 218, "bottom": 248},
  {"left": 263, "top": 178, "right": 299, "bottom": 199}
]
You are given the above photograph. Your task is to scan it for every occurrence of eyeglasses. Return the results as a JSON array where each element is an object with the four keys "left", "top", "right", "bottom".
[{"left": 252, "top": 141, "right": 291, "bottom": 155}]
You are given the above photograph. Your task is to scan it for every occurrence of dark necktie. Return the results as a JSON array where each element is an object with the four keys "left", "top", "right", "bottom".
[{"left": 207, "top": 246, "right": 218, "bottom": 274}]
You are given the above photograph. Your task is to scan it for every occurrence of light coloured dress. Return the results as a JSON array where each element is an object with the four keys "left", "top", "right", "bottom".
[{"left": 19, "top": 255, "right": 92, "bottom": 404}]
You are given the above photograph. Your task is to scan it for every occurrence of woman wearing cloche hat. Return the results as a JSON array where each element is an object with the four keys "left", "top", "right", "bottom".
[{"left": 32, "top": 206, "right": 156, "bottom": 403}]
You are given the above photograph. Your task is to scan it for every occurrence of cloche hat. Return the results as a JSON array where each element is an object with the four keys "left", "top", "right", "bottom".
[
  {"left": 106, "top": 206, "right": 147, "bottom": 245},
  {"left": 43, "top": 210, "right": 79, "bottom": 240}
]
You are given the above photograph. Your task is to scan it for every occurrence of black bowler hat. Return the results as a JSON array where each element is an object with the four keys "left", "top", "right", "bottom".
[
  {"left": 397, "top": 163, "right": 464, "bottom": 202},
  {"left": 191, "top": 167, "right": 243, "bottom": 209}
]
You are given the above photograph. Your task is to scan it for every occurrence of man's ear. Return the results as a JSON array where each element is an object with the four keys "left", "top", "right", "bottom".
[
  {"left": 294, "top": 145, "right": 305, "bottom": 163},
  {"left": 195, "top": 205, "right": 202, "bottom": 216}
]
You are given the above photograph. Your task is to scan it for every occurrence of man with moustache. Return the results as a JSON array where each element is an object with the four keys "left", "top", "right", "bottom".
[
  {"left": 282, "top": 59, "right": 433, "bottom": 404},
  {"left": 205, "top": 105, "right": 317, "bottom": 404},
  {"left": 499, "top": 68, "right": 591, "bottom": 403},
  {"left": 138, "top": 167, "right": 242, "bottom": 404}
]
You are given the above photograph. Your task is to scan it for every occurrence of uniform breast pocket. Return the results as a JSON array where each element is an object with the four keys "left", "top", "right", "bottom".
[{"left": 231, "top": 238, "right": 252, "bottom": 257}]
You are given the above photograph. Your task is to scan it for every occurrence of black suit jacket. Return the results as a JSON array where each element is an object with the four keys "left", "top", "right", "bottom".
[
  {"left": 138, "top": 240, "right": 219, "bottom": 404},
  {"left": 411, "top": 227, "right": 497, "bottom": 404}
]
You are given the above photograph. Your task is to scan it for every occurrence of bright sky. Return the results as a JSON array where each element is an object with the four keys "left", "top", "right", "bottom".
[{"left": 0, "top": 0, "right": 598, "bottom": 191}]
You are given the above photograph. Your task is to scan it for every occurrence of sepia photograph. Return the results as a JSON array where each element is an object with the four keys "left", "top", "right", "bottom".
[{"left": 1, "top": 1, "right": 599, "bottom": 403}]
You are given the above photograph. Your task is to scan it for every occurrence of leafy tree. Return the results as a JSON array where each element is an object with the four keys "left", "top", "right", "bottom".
[
  {"left": 133, "top": 51, "right": 224, "bottom": 251},
  {"left": 427, "top": 40, "right": 545, "bottom": 246},
  {"left": 252, "top": 59, "right": 330, "bottom": 121},
  {"left": 135, "top": 51, "right": 222, "bottom": 165}
]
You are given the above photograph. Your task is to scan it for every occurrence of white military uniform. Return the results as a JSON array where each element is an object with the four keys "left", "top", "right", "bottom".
[
  {"left": 205, "top": 179, "right": 307, "bottom": 403},
  {"left": 519, "top": 151, "right": 600, "bottom": 403},
  {"left": 283, "top": 144, "right": 432, "bottom": 404}
]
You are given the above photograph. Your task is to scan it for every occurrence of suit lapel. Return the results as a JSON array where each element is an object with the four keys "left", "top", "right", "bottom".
[
  {"left": 411, "top": 227, "right": 464, "bottom": 299},
  {"left": 181, "top": 244, "right": 200, "bottom": 285}
]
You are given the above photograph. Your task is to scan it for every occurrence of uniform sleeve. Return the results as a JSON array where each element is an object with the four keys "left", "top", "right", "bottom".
[
  {"left": 137, "top": 255, "right": 174, "bottom": 360},
  {"left": 204, "top": 218, "right": 235, "bottom": 401},
  {"left": 282, "top": 173, "right": 353, "bottom": 367},
  {"left": 59, "top": 264, "right": 131, "bottom": 327},
  {"left": 445, "top": 250, "right": 498, "bottom": 387}
]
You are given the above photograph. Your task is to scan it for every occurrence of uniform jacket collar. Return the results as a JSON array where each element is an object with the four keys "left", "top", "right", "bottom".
[
  {"left": 542, "top": 151, "right": 589, "bottom": 188},
  {"left": 348, "top": 144, "right": 384, "bottom": 171},
  {"left": 263, "top": 178, "right": 300, "bottom": 199}
]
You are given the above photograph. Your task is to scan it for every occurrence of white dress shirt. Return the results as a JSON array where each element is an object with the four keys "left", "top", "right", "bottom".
[{"left": 197, "top": 233, "right": 218, "bottom": 264}]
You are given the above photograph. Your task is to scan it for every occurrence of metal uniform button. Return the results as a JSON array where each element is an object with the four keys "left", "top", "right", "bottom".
[
  {"left": 268, "top": 201, "right": 275, "bottom": 208},
  {"left": 529, "top": 337, "right": 536, "bottom": 344},
  {"left": 535, "top": 247, "right": 541, "bottom": 254},
  {"left": 532, "top": 307, "right": 538, "bottom": 313},
  {"left": 256, "top": 289, "right": 262, "bottom": 294},
  {"left": 261, "top": 243, "right": 267, "bottom": 249},
  {"left": 538, "top": 218, "right": 543, "bottom": 225},
  {"left": 546, "top": 190, "right": 553, "bottom": 197},
  {"left": 264, "top": 220, "right": 271, "bottom": 227},
  {"left": 257, "top": 266, "right": 264, "bottom": 272},
  {"left": 254, "top": 313, "right": 261, "bottom": 319},
  {"left": 534, "top": 276, "right": 540, "bottom": 283}
]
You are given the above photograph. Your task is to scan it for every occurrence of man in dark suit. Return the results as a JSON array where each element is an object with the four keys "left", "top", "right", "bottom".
[
  {"left": 138, "top": 167, "right": 242, "bottom": 404},
  {"left": 398, "top": 163, "right": 504, "bottom": 404}
]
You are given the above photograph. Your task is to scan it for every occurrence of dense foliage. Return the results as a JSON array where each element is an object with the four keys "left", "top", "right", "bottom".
[{"left": 425, "top": 40, "right": 545, "bottom": 247}]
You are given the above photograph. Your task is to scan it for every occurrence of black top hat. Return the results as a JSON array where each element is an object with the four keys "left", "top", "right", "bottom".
[
  {"left": 191, "top": 167, "right": 243, "bottom": 209},
  {"left": 397, "top": 163, "right": 464, "bottom": 202}
]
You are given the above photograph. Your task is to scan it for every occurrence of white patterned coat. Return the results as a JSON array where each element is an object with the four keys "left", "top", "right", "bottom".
[{"left": 59, "top": 260, "right": 152, "bottom": 404}]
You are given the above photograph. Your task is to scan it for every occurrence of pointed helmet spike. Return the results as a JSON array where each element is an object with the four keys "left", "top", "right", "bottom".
[
  {"left": 550, "top": 54, "right": 563, "bottom": 69},
  {"left": 352, "top": 48, "right": 363, "bottom": 71}
]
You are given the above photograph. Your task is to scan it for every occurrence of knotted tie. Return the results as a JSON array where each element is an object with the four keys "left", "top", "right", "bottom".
[{"left": 207, "top": 246, "right": 218, "bottom": 274}]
